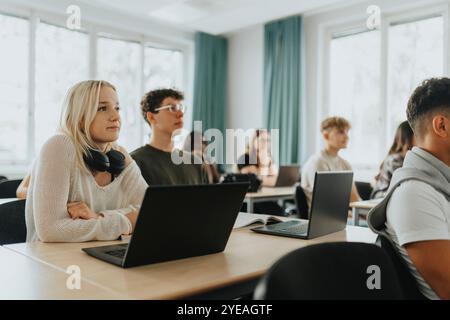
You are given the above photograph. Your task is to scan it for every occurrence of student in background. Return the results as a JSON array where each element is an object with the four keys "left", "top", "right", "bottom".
[
  {"left": 26, "top": 80, "right": 147, "bottom": 242},
  {"left": 369, "top": 77, "right": 450, "bottom": 299},
  {"left": 237, "top": 129, "right": 278, "bottom": 187},
  {"left": 131, "top": 89, "right": 208, "bottom": 186},
  {"left": 371, "top": 121, "right": 414, "bottom": 199},
  {"left": 237, "top": 129, "right": 283, "bottom": 215},
  {"left": 183, "top": 131, "right": 221, "bottom": 184},
  {"left": 301, "top": 117, "right": 361, "bottom": 209}
]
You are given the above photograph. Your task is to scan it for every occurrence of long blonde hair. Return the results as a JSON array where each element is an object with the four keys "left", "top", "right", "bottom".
[{"left": 59, "top": 80, "right": 117, "bottom": 173}]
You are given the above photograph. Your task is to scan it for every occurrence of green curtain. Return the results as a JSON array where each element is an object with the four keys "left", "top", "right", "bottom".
[
  {"left": 193, "top": 32, "right": 228, "bottom": 133},
  {"left": 264, "top": 15, "right": 304, "bottom": 165}
]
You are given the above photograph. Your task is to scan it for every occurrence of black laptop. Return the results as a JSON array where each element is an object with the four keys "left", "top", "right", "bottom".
[
  {"left": 273, "top": 165, "right": 301, "bottom": 187},
  {"left": 251, "top": 171, "right": 353, "bottom": 239},
  {"left": 82, "top": 183, "right": 249, "bottom": 268}
]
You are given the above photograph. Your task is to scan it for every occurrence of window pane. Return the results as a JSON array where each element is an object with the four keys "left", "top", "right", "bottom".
[
  {"left": 97, "top": 37, "right": 141, "bottom": 152},
  {"left": 387, "top": 16, "right": 444, "bottom": 137},
  {"left": 143, "top": 47, "right": 184, "bottom": 143},
  {"left": 144, "top": 47, "right": 183, "bottom": 90},
  {"left": 329, "top": 30, "right": 382, "bottom": 167},
  {"left": 0, "top": 14, "right": 29, "bottom": 162},
  {"left": 35, "top": 22, "right": 89, "bottom": 154}
]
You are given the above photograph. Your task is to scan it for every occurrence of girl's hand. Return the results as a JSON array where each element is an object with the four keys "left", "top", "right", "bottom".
[{"left": 67, "top": 202, "right": 100, "bottom": 220}]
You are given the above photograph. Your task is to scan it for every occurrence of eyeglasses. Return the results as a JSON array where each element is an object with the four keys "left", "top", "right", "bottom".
[{"left": 154, "top": 103, "right": 186, "bottom": 113}]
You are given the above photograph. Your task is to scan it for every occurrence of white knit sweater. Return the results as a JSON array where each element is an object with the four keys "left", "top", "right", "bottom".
[{"left": 25, "top": 134, "right": 148, "bottom": 242}]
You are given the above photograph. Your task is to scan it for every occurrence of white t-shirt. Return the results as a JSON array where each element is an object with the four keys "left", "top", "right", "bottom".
[
  {"left": 386, "top": 180, "right": 450, "bottom": 300},
  {"left": 301, "top": 149, "right": 352, "bottom": 208}
]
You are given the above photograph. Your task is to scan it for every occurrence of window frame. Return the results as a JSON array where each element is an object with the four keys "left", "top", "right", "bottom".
[
  {"left": 0, "top": 4, "right": 192, "bottom": 173},
  {"left": 0, "top": 10, "right": 32, "bottom": 167},
  {"left": 319, "top": 3, "right": 449, "bottom": 172}
]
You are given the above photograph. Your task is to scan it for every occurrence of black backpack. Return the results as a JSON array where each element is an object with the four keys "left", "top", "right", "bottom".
[{"left": 222, "top": 173, "right": 262, "bottom": 193}]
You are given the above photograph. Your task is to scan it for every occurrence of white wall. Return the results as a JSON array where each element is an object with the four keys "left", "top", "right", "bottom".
[{"left": 227, "top": 24, "right": 264, "bottom": 130}]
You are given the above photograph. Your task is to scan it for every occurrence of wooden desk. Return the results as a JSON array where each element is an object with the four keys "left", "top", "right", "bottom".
[
  {"left": 0, "top": 247, "right": 126, "bottom": 299},
  {"left": 244, "top": 187, "right": 296, "bottom": 212},
  {"left": 349, "top": 199, "right": 382, "bottom": 226},
  {"left": 4, "top": 226, "right": 376, "bottom": 299}
]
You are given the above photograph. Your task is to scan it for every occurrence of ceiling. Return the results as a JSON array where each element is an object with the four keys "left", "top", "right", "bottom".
[{"left": 84, "top": 0, "right": 358, "bottom": 35}]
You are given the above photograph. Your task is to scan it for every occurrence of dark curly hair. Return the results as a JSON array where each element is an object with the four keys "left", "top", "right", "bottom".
[
  {"left": 141, "top": 88, "right": 184, "bottom": 125},
  {"left": 407, "top": 77, "right": 450, "bottom": 136}
]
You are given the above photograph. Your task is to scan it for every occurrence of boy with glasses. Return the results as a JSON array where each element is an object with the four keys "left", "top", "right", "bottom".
[{"left": 131, "top": 89, "right": 208, "bottom": 186}]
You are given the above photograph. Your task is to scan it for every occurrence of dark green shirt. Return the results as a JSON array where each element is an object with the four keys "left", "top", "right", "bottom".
[{"left": 131, "top": 144, "right": 208, "bottom": 186}]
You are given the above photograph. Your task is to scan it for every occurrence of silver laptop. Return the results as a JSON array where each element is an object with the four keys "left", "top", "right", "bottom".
[{"left": 252, "top": 171, "right": 353, "bottom": 239}]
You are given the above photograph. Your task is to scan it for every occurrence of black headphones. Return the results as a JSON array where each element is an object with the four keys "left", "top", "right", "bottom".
[{"left": 83, "top": 149, "right": 126, "bottom": 175}]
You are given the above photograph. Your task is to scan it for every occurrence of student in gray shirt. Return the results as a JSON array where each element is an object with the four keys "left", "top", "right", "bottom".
[
  {"left": 131, "top": 89, "right": 208, "bottom": 186},
  {"left": 369, "top": 77, "right": 450, "bottom": 300}
]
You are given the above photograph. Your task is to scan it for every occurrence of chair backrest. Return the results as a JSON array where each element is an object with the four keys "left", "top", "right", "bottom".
[
  {"left": 0, "top": 199, "right": 26, "bottom": 245},
  {"left": 295, "top": 186, "right": 309, "bottom": 220},
  {"left": 0, "top": 179, "right": 22, "bottom": 199},
  {"left": 355, "top": 181, "right": 373, "bottom": 201},
  {"left": 254, "top": 242, "right": 403, "bottom": 300},
  {"left": 376, "top": 235, "right": 427, "bottom": 300}
]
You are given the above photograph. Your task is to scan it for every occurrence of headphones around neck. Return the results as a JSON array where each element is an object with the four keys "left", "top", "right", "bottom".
[{"left": 83, "top": 148, "right": 126, "bottom": 175}]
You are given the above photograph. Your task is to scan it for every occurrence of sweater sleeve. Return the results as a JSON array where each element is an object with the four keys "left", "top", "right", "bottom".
[
  {"left": 31, "top": 135, "right": 136, "bottom": 242},
  {"left": 99, "top": 161, "right": 148, "bottom": 218}
]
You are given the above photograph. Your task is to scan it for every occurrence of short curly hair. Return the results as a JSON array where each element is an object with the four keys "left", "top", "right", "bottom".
[
  {"left": 407, "top": 77, "right": 450, "bottom": 136},
  {"left": 141, "top": 88, "right": 184, "bottom": 125}
]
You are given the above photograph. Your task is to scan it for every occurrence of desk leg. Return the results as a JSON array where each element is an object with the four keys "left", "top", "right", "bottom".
[
  {"left": 247, "top": 199, "right": 254, "bottom": 213},
  {"left": 352, "top": 207, "right": 360, "bottom": 227}
]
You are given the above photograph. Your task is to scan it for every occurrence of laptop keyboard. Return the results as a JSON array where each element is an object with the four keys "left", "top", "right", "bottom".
[
  {"left": 105, "top": 244, "right": 128, "bottom": 259},
  {"left": 266, "top": 221, "right": 309, "bottom": 235},
  {"left": 105, "top": 249, "right": 126, "bottom": 258},
  {"left": 280, "top": 223, "right": 309, "bottom": 234}
]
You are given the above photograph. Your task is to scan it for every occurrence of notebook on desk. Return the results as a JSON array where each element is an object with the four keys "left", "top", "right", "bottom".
[
  {"left": 233, "top": 212, "right": 301, "bottom": 229},
  {"left": 82, "top": 183, "right": 249, "bottom": 268},
  {"left": 251, "top": 171, "right": 353, "bottom": 239}
]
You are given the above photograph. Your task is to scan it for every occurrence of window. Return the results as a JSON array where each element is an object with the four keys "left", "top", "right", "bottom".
[
  {"left": 144, "top": 47, "right": 183, "bottom": 90},
  {"left": 330, "top": 30, "right": 382, "bottom": 167},
  {"left": 0, "top": 14, "right": 29, "bottom": 163},
  {"left": 143, "top": 47, "right": 184, "bottom": 143},
  {"left": 0, "top": 8, "right": 188, "bottom": 171},
  {"left": 35, "top": 22, "right": 89, "bottom": 154},
  {"left": 387, "top": 16, "right": 444, "bottom": 137},
  {"left": 328, "top": 15, "right": 445, "bottom": 169},
  {"left": 97, "top": 37, "right": 142, "bottom": 153}
]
